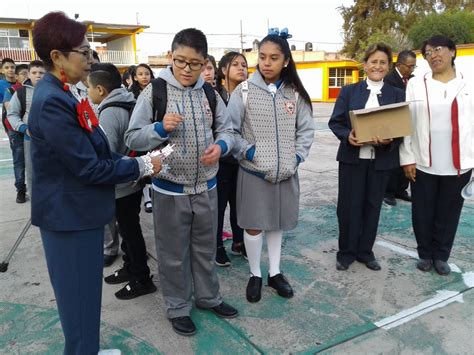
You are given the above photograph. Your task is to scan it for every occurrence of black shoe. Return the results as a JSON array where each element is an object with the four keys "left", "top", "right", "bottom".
[
  {"left": 215, "top": 246, "right": 231, "bottom": 267},
  {"left": 16, "top": 191, "right": 26, "bottom": 203},
  {"left": 115, "top": 277, "right": 157, "bottom": 300},
  {"left": 170, "top": 316, "right": 196, "bottom": 336},
  {"left": 383, "top": 197, "right": 397, "bottom": 206},
  {"left": 246, "top": 276, "right": 262, "bottom": 303},
  {"left": 416, "top": 259, "right": 432, "bottom": 272},
  {"left": 230, "top": 242, "right": 248, "bottom": 260},
  {"left": 365, "top": 260, "right": 381, "bottom": 271},
  {"left": 144, "top": 202, "right": 152, "bottom": 213},
  {"left": 433, "top": 260, "right": 451, "bottom": 275},
  {"left": 206, "top": 302, "right": 239, "bottom": 318},
  {"left": 396, "top": 191, "right": 412, "bottom": 202},
  {"left": 267, "top": 273, "right": 294, "bottom": 298},
  {"left": 103, "top": 254, "right": 118, "bottom": 267},
  {"left": 104, "top": 267, "right": 131, "bottom": 284},
  {"left": 336, "top": 261, "right": 349, "bottom": 271}
]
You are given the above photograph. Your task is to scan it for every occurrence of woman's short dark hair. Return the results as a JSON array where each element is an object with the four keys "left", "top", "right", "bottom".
[
  {"left": 33, "top": 12, "right": 87, "bottom": 70},
  {"left": 421, "top": 35, "right": 456, "bottom": 66},
  {"left": 363, "top": 43, "right": 393, "bottom": 65}
]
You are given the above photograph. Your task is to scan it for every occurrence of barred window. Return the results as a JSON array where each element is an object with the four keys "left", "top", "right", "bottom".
[
  {"left": 329, "top": 68, "right": 353, "bottom": 88},
  {"left": 0, "top": 28, "right": 30, "bottom": 49}
]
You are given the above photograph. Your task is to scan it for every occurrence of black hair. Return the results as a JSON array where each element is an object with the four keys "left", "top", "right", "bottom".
[
  {"left": 363, "top": 43, "right": 393, "bottom": 66},
  {"left": 421, "top": 35, "right": 456, "bottom": 66},
  {"left": 216, "top": 51, "right": 248, "bottom": 97},
  {"left": 92, "top": 50, "right": 100, "bottom": 63},
  {"left": 89, "top": 63, "right": 122, "bottom": 93},
  {"left": 396, "top": 50, "right": 416, "bottom": 64},
  {"left": 258, "top": 34, "right": 312, "bottom": 110},
  {"left": 122, "top": 71, "right": 131, "bottom": 87},
  {"left": 1, "top": 58, "right": 15, "bottom": 66},
  {"left": 130, "top": 63, "right": 154, "bottom": 99},
  {"left": 28, "top": 60, "right": 45, "bottom": 71},
  {"left": 15, "top": 64, "right": 28, "bottom": 74},
  {"left": 206, "top": 55, "right": 217, "bottom": 71},
  {"left": 171, "top": 28, "right": 208, "bottom": 58}
]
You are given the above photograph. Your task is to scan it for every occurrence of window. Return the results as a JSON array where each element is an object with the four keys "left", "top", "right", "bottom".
[
  {"left": 0, "top": 27, "right": 30, "bottom": 49},
  {"left": 328, "top": 68, "right": 353, "bottom": 87}
]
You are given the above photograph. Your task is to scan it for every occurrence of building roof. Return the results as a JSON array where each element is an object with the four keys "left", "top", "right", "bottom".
[{"left": 0, "top": 17, "right": 149, "bottom": 43}]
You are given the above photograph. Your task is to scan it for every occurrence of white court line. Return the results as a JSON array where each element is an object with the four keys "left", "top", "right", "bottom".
[
  {"left": 463, "top": 272, "right": 474, "bottom": 287},
  {"left": 0, "top": 158, "right": 13, "bottom": 162},
  {"left": 0, "top": 138, "right": 9, "bottom": 142},
  {"left": 375, "top": 290, "right": 464, "bottom": 330},
  {"left": 376, "top": 240, "right": 461, "bottom": 273}
]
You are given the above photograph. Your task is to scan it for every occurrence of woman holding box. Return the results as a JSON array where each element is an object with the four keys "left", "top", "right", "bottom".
[{"left": 328, "top": 43, "right": 405, "bottom": 271}]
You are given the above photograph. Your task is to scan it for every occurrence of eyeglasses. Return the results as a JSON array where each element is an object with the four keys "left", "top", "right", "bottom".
[
  {"left": 61, "top": 48, "right": 93, "bottom": 60},
  {"left": 173, "top": 58, "right": 203, "bottom": 71},
  {"left": 400, "top": 63, "right": 417, "bottom": 70},
  {"left": 423, "top": 46, "right": 445, "bottom": 59}
]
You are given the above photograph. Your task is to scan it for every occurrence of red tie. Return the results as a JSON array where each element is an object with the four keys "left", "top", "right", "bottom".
[{"left": 403, "top": 77, "right": 408, "bottom": 86}]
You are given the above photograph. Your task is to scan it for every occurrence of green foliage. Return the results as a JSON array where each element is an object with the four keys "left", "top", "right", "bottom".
[
  {"left": 408, "top": 10, "right": 474, "bottom": 49},
  {"left": 339, "top": 0, "right": 474, "bottom": 59}
]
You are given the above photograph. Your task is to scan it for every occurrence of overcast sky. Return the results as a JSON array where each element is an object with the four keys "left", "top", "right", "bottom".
[{"left": 3, "top": 0, "right": 355, "bottom": 53}]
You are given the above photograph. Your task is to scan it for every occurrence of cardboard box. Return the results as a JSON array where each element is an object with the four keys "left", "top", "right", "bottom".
[{"left": 349, "top": 102, "right": 412, "bottom": 143}]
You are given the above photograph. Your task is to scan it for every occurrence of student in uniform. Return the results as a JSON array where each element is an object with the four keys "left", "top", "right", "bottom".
[{"left": 227, "top": 28, "right": 315, "bottom": 303}]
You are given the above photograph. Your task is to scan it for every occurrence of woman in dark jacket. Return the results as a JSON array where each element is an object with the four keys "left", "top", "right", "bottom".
[
  {"left": 328, "top": 43, "right": 405, "bottom": 272},
  {"left": 29, "top": 12, "right": 161, "bottom": 355}
]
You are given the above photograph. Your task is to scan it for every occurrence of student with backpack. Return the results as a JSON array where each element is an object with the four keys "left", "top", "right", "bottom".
[
  {"left": 130, "top": 63, "right": 155, "bottom": 214},
  {"left": 1, "top": 59, "right": 27, "bottom": 203},
  {"left": 228, "top": 28, "right": 315, "bottom": 303},
  {"left": 6, "top": 60, "right": 46, "bottom": 192},
  {"left": 125, "top": 28, "right": 238, "bottom": 336},
  {"left": 213, "top": 51, "right": 249, "bottom": 266},
  {"left": 88, "top": 63, "right": 156, "bottom": 300}
]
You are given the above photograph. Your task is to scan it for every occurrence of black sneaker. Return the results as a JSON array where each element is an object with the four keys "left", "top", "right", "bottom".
[
  {"left": 144, "top": 202, "right": 152, "bottom": 213},
  {"left": 230, "top": 242, "right": 248, "bottom": 260},
  {"left": 104, "top": 268, "right": 131, "bottom": 284},
  {"left": 115, "top": 277, "right": 157, "bottom": 300},
  {"left": 16, "top": 191, "right": 26, "bottom": 204},
  {"left": 246, "top": 276, "right": 262, "bottom": 303},
  {"left": 170, "top": 316, "right": 196, "bottom": 336},
  {"left": 215, "top": 247, "right": 231, "bottom": 267}
]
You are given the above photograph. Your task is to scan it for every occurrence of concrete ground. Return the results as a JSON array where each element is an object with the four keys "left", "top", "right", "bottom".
[{"left": 0, "top": 103, "right": 473, "bottom": 354}]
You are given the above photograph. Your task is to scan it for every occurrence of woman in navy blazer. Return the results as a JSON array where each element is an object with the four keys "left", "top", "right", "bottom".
[
  {"left": 328, "top": 43, "right": 405, "bottom": 272},
  {"left": 29, "top": 12, "right": 161, "bottom": 355}
]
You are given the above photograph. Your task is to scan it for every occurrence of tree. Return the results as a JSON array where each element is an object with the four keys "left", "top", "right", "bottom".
[
  {"left": 408, "top": 10, "right": 474, "bottom": 48},
  {"left": 358, "top": 29, "right": 414, "bottom": 61},
  {"left": 339, "top": 0, "right": 474, "bottom": 59}
]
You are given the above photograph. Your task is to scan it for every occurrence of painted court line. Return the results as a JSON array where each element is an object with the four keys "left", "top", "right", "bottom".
[
  {"left": 0, "top": 159, "right": 13, "bottom": 163},
  {"left": 375, "top": 290, "right": 464, "bottom": 330},
  {"left": 376, "top": 240, "right": 461, "bottom": 273}
]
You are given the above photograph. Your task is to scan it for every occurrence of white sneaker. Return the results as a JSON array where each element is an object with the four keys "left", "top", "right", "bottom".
[{"left": 98, "top": 349, "right": 121, "bottom": 355}]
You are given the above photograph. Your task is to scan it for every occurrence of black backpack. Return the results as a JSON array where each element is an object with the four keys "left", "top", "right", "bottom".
[
  {"left": 150, "top": 78, "right": 217, "bottom": 125},
  {"left": 2, "top": 86, "right": 26, "bottom": 133}
]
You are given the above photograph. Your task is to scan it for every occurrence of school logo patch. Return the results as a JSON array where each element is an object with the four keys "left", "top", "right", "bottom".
[
  {"left": 204, "top": 102, "right": 212, "bottom": 117},
  {"left": 284, "top": 101, "right": 296, "bottom": 115}
]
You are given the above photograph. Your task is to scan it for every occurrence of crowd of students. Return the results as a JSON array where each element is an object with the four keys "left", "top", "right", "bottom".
[{"left": 1, "top": 10, "right": 472, "bottom": 355}]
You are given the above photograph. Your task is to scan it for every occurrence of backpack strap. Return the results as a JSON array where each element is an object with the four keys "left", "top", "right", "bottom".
[
  {"left": 99, "top": 101, "right": 135, "bottom": 115},
  {"left": 151, "top": 78, "right": 167, "bottom": 122},
  {"left": 202, "top": 82, "right": 217, "bottom": 121},
  {"left": 241, "top": 80, "right": 249, "bottom": 106}
]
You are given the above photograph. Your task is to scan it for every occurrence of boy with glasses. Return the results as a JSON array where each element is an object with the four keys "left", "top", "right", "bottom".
[{"left": 125, "top": 28, "right": 238, "bottom": 336}]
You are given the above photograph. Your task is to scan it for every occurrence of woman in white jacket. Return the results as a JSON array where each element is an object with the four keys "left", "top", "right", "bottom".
[{"left": 400, "top": 35, "right": 473, "bottom": 275}]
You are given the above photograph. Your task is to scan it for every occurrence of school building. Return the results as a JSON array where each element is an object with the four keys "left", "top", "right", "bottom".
[{"left": 0, "top": 17, "right": 148, "bottom": 68}]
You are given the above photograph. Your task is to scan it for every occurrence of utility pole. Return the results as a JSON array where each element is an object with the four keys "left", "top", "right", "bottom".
[
  {"left": 240, "top": 20, "right": 244, "bottom": 53},
  {"left": 136, "top": 12, "right": 140, "bottom": 25}
]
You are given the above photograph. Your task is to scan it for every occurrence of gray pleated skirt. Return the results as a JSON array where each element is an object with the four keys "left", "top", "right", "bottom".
[{"left": 236, "top": 168, "right": 300, "bottom": 231}]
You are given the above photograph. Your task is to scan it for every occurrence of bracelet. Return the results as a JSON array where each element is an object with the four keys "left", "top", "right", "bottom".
[{"left": 140, "top": 154, "right": 154, "bottom": 177}]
